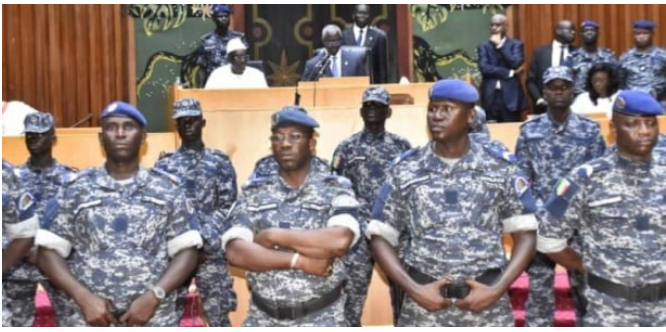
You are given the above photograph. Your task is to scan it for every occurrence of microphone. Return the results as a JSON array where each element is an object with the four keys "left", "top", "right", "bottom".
[
  {"left": 314, "top": 54, "right": 332, "bottom": 81},
  {"left": 70, "top": 113, "right": 93, "bottom": 128}
]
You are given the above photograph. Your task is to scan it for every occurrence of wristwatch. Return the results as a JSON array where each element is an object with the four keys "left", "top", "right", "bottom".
[{"left": 150, "top": 286, "right": 166, "bottom": 301}]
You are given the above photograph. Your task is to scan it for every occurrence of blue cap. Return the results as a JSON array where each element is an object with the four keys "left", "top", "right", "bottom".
[
  {"left": 362, "top": 86, "right": 391, "bottom": 106},
  {"left": 24, "top": 112, "right": 54, "bottom": 133},
  {"left": 581, "top": 20, "right": 599, "bottom": 29},
  {"left": 429, "top": 79, "right": 479, "bottom": 104},
  {"left": 613, "top": 90, "right": 663, "bottom": 116},
  {"left": 173, "top": 98, "right": 202, "bottom": 119},
  {"left": 543, "top": 66, "right": 574, "bottom": 85},
  {"left": 213, "top": 4, "right": 231, "bottom": 14},
  {"left": 271, "top": 106, "right": 320, "bottom": 130},
  {"left": 101, "top": 101, "right": 147, "bottom": 127},
  {"left": 633, "top": 20, "right": 655, "bottom": 30},
  {"left": 471, "top": 106, "right": 487, "bottom": 133}
]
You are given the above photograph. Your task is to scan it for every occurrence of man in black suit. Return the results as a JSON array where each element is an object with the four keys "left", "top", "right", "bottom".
[
  {"left": 301, "top": 24, "right": 368, "bottom": 82},
  {"left": 341, "top": 4, "right": 388, "bottom": 84},
  {"left": 526, "top": 20, "right": 577, "bottom": 115},
  {"left": 477, "top": 14, "right": 528, "bottom": 122}
]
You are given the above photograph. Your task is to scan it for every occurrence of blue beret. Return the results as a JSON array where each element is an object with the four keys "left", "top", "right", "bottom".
[
  {"left": 271, "top": 106, "right": 319, "bottom": 130},
  {"left": 543, "top": 66, "right": 574, "bottom": 85},
  {"left": 581, "top": 20, "right": 599, "bottom": 29},
  {"left": 24, "top": 112, "right": 54, "bottom": 133},
  {"left": 429, "top": 79, "right": 479, "bottom": 104},
  {"left": 633, "top": 20, "right": 655, "bottom": 30},
  {"left": 363, "top": 86, "right": 390, "bottom": 106},
  {"left": 173, "top": 98, "right": 202, "bottom": 119},
  {"left": 101, "top": 101, "right": 147, "bottom": 127},
  {"left": 213, "top": 4, "right": 231, "bottom": 14},
  {"left": 613, "top": 90, "right": 663, "bottom": 116}
]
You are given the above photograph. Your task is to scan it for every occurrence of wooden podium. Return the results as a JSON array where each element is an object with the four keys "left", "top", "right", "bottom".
[{"left": 297, "top": 76, "right": 370, "bottom": 88}]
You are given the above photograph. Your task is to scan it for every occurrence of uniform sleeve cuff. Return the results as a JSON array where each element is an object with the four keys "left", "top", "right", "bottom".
[
  {"left": 536, "top": 235, "right": 568, "bottom": 253},
  {"left": 4, "top": 215, "right": 39, "bottom": 239},
  {"left": 502, "top": 214, "right": 538, "bottom": 233},
  {"left": 366, "top": 219, "right": 400, "bottom": 247},
  {"left": 35, "top": 229, "right": 72, "bottom": 258},
  {"left": 221, "top": 226, "right": 254, "bottom": 251},
  {"left": 167, "top": 230, "right": 203, "bottom": 258},
  {"left": 327, "top": 214, "right": 360, "bottom": 247}
]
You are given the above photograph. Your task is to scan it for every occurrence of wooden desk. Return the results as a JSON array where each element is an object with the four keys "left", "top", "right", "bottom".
[{"left": 2, "top": 129, "right": 177, "bottom": 169}]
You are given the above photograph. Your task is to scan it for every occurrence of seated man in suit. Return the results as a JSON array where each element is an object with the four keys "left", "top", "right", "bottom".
[
  {"left": 205, "top": 37, "right": 268, "bottom": 89},
  {"left": 477, "top": 14, "right": 528, "bottom": 123},
  {"left": 526, "top": 20, "right": 576, "bottom": 115},
  {"left": 301, "top": 24, "right": 368, "bottom": 82},
  {"left": 342, "top": 4, "right": 388, "bottom": 84}
]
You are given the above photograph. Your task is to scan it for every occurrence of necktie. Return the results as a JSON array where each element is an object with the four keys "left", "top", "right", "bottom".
[
  {"left": 356, "top": 29, "right": 364, "bottom": 46},
  {"left": 331, "top": 56, "right": 339, "bottom": 77},
  {"left": 559, "top": 45, "right": 566, "bottom": 66}
]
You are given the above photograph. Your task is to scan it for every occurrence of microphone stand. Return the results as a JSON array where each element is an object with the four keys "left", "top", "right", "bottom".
[{"left": 70, "top": 113, "right": 93, "bottom": 128}]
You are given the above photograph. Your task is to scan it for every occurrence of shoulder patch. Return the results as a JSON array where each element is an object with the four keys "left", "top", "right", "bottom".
[
  {"left": 69, "top": 168, "right": 94, "bottom": 184},
  {"left": 18, "top": 192, "right": 34, "bottom": 211},
  {"left": 390, "top": 148, "right": 418, "bottom": 167},
  {"left": 514, "top": 176, "right": 530, "bottom": 197},
  {"left": 324, "top": 174, "right": 353, "bottom": 188},
  {"left": 150, "top": 167, "right": 181, "bottom": 185}
]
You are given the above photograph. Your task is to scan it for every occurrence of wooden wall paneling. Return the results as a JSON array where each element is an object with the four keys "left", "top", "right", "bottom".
[{"left": 2, "top": 4, "right": 128, "bottom": 128}]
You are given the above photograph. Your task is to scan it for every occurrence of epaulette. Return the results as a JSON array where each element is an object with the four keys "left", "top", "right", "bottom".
[
  {"left": 158, "top": 151, "right": 174, "bottom": 160},
  {"left": 69, "top": 168, "right": 95, "bottom": 184},
  {"left": 390, "top": 148, "right": 418, "bottom": 167},
  {"left": 150, "top": 167, "right": 181, "bottom": 185},
  {"left": 324, "top": 174, "right": 353, "bottom": 188},
  {"left": 519, "top": 114, "right": 543, "bottom": 128},
  {"left": 572, "top": 158, "right": 611, "bottom": 183},
  {"left": 242, "top": 175, "right": 273, "bottom": 190},
  {"left": 484, "top": 144, "right": 516, "bottom": 163}
]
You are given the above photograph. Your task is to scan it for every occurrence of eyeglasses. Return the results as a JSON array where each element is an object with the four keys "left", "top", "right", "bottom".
[{"left": 269, "top": 133, "right": 308, "bottom": 144}]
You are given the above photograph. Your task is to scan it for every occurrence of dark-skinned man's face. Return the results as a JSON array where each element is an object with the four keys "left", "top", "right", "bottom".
[
  {"left": 426, "top": 100, "right": 475, "bottom": 143},
  {"left": 25, "top": 130, "right": 56, "bottom": 156},
  {"left": 360, "top": 101, "right": 391, "bottom": 126},
  {"left": 176, "top": 116, "right": 206, "bottom": 144},
  {"left": 213, "top": 12, "right": 230, "bottom": 29},
  {"left": 544, "top": 79, "right": 574, "bottom": 109},
  {"left": 581, "top": 26, "right": 598, "bottom": 45},
  {"left": 271, "top": 125, "right": 315, "bottom": 172},
  {"left": 99, "top": 116, "right": 145, "bottom": 163},
  {"left": 613, "top": 112, "right": 659, "bottom": 161},
  {"left": 323, "top": 31, "right": 343, "bottom": 56},
  {"left": 556, "top": 20, "right": 576, "bottom": 44},
  {"left": 229, "top": 49, "right": 248, "bottom": 74},
  {"left": 353, "top": 5, "right": 371, "bottom": 28},
  {"left": 633, "top": 29, "right": 653, "bottom": 48}
]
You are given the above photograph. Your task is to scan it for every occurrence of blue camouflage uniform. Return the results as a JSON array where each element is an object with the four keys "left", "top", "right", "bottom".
[
  {"left": 2, "top": 160, "right": 39, "bottom": 327},
  {"left": 619, "top": 20, "right": 666, "bottom": 109},
  {"left": 367, "top": 79, "right": 539, "bottom": 326},
  {"left": 221, "top": 108, "right": 361, "bottom": 327},
  {"left": 3, "top": 113, "right": 77, "bottom": 326},
  {"left": 537, "top": 91, "right": 666, "bottom": 326},
  {"left": 563, "top": 20, "right": 616, "bottom": 95},
  {"left": 154, "top": 98, "right": 237, "bottom": 327},
  {"left": 35, "top": 102, "right": 204, "bottom": 327},
  {"left": 515, "top": 66, "right": 606, "bottom": 326},
  {"left": 195, "top": 5, "right": 245, "bottom": 79},
  {"left": 331, "top": 86, "right": 412, "bottom": 326}
]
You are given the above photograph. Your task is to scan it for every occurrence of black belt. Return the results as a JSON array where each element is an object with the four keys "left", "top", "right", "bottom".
[
  {"left": 587, "top": 273, "right": 666, "bottom": 302},
  {"left": 408, "top": 267, "right": 502, "bottom": 299},
  {"left": 252, "top": 284, "right": 343, "bottom": 320}
]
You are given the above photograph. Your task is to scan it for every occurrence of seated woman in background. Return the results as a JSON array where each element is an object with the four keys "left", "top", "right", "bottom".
[{"left": 570, "top": 62, "right": 620, "bottom": 118}]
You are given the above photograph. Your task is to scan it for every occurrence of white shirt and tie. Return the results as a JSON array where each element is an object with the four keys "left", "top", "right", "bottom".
[
  {"left": 329, "top": 49, "right": 342, "bottom": 77},
  {"left": 353, "top": 25, "right": 367, "bottom": 47},
  {"left": 551, "top": 40, "right": 570, "bottom": 67}
]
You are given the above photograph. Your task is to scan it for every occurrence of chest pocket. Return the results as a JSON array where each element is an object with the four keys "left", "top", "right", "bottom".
[
  {"left": 402, "top": 175, "right": 441, "bottom": 235},
  {"left": 135, "top": 196, "right": 170, "bottom": 249},
  {"left": 247, "top": 203, "right": 279, "bottom": 230},
  {"left": 588, "top": 195, "right": 641, "bottom": 250},
  {"left": 299, "top": 201, "right": 330, "bottom": 230}
]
